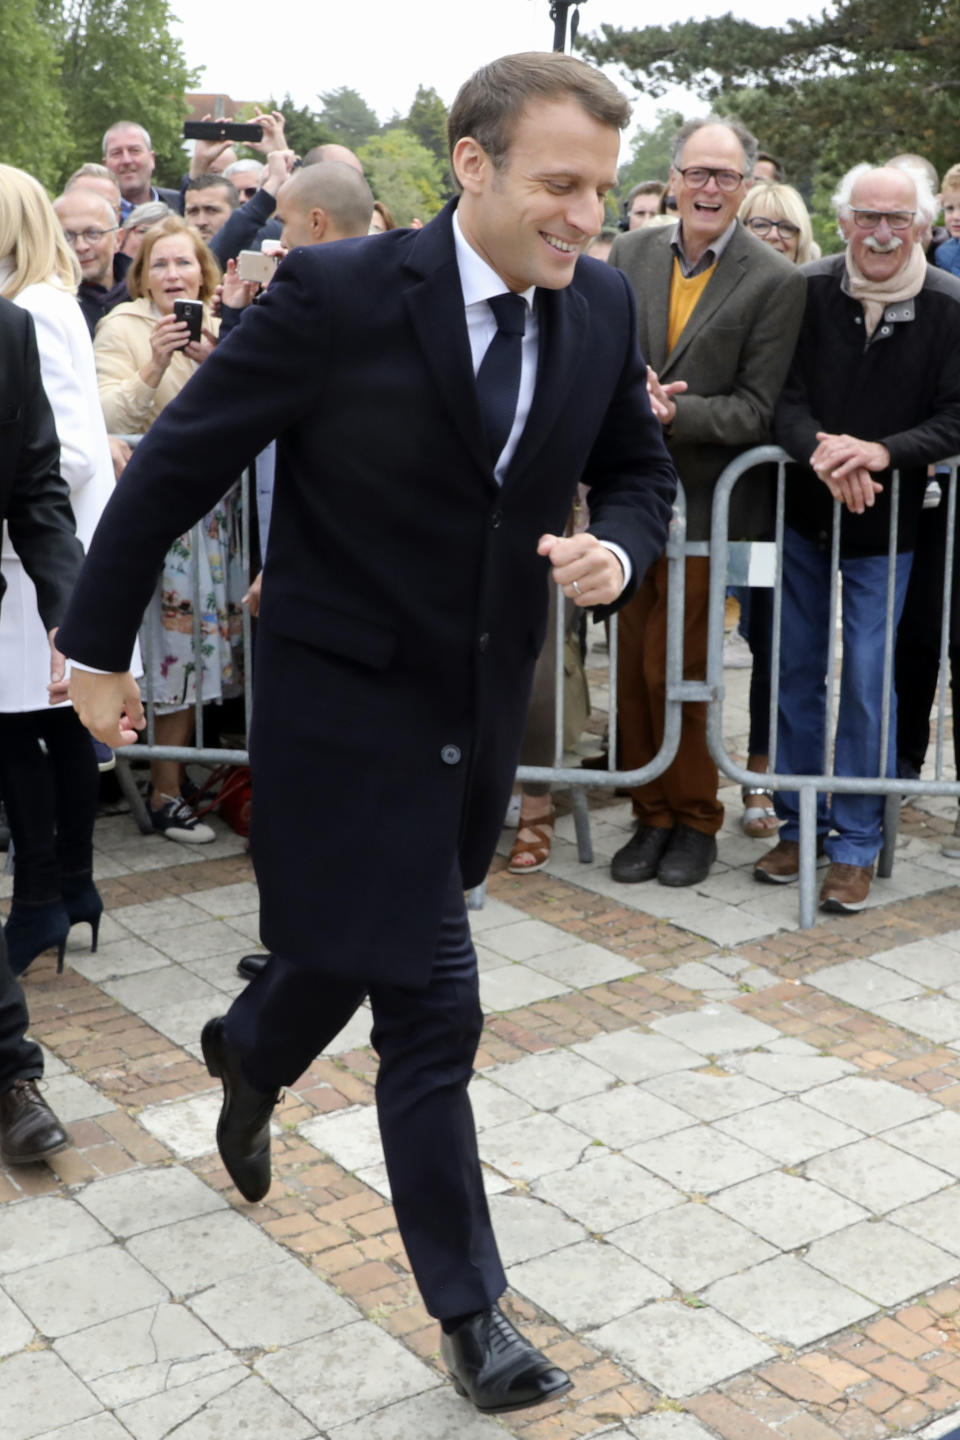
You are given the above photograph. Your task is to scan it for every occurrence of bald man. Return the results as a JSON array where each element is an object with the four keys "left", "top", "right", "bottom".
[
  {"left": 275, "top": 162, "right": 374, "bottom": 248},
  {"left": 301, "top": 142, "right": 364, "bottom": 174}
]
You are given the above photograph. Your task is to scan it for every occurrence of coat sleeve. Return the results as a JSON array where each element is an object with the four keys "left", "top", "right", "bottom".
[
  {"left": 19, "top": 288, "right": 99, "bottom": 496},
  {"left": 4, "top": 311, "right": 83, "bottom": 631},
  {"left": 671, "top": 264, "right": 807, "bottom": 448},
  {"left": 58, "top": 250, "right": 331, "bottom": 671},
  {"left": 581, "top": 267, "right": 678, "bottom": 613}
]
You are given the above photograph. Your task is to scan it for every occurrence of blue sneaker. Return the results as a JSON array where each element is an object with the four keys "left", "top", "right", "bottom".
[{"left": 92, "top": 740, "right": 116, "bottom": 772}]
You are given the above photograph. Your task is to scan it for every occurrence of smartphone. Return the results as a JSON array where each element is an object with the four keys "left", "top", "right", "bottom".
[
  {"left": 237, "top": 250, "right": 278, "bottom": 285},
  {"left": 183, "top": 120, "right": 263, "bottom": 143},
  {"left": 173, "top": 299, "right": 203, "bottom": 345}
]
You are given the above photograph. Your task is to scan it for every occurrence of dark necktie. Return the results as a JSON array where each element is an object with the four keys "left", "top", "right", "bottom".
[{"left": 475, "top": 292, "right": 527, "bottom": 472}]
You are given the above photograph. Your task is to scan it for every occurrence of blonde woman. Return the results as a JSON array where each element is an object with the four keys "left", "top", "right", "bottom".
[
  {"left": 739, "top": 182, "right": 814, "bottom": 265},
  {"left": 94, "top": 216, "right": 244, "bottom": 843},
  {"left": 0, "top": 165, "right": 116, "bottom": 973}
]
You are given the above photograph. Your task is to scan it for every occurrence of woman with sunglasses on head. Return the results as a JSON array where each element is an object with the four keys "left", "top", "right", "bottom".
[{"left": 730, "top": 182, "right": 815, "bottom": 837}]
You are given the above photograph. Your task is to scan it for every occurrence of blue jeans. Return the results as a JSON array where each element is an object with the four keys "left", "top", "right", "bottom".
[{"left": 774, "top": 526, "right": 912, "bottom": 865}]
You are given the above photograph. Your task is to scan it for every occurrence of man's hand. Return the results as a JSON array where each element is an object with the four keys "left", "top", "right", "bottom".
[
  {"left": 262, "top": 149, "right": 296, "bottom": 197},
  {"left": 108, "top": 435, "right": 131, "bottom": 480},
  {"left": 242, "top": 569, "right": 263, "bottom": 617},
  {"left": 538, "top": 532, "right": 624, "bottom": 607},
  {"left": 68, "top": 669, "right": 145, "bottom": 747},
  {"left": 220, "top": 257, "right": 258, "bottom": 312},
  {"left": 248, "top": 110, "right": 287, "bottom": 156},
  {"left": 189, "top": 115, "right": 235, "bottom": 178},
  {"left": 646, "top": 367, "right": 687, "bottom": 427},
  {"left": 810, "top": 431, "right": 888, "bottom": 513}
]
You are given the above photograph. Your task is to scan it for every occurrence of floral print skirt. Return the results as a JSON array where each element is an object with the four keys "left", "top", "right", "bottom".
[{"left": 139, "top": 483, "right": 245, "bottom": 713}]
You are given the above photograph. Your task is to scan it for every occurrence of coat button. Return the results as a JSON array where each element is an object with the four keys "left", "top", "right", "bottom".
[
  {"left": 441, "top": 744, "right": 462, "bottom": 765},
  {"left": 491, "top": 509, "right": 503, "bottom": 528},
  {"left": 478, "top": 633, "right": 489, "bottom": 652}
]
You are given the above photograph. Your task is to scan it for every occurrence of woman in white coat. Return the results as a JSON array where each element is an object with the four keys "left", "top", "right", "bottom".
[{"left": 0, "top": 166, "right": 116, "bottom": 974}]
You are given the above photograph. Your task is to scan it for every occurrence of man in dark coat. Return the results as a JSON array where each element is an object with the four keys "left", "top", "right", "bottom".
[
  {"left": 61, "top": 53, "right": 676, "bottom": 1414},
  {"left": 0, "top": 298, "right": 84, "bottom": 1166}
]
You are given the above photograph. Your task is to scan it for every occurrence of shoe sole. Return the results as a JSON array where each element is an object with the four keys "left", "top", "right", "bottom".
[
  {"left": 449, "top": 1374, "right": 574, "bottom": 1413},
  {"left": 0, "top": 1135, "right": 70, "bottom": 1165},
  {"left": 821, "top": 895, "right": 868, "bottom": 913},
  {"left": 942, "top": 846, "right": 960, "bottom": 859},
  {"left": 657, "top": 869, "right": 712, "bottom": 887},
  {"left": 754, "top": 853, "right": 830, "bottom": 885}
]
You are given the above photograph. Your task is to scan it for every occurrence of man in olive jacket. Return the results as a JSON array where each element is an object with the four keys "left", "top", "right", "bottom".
[{"left": 608, "top": 114, "right": 805, "bottom": 887}]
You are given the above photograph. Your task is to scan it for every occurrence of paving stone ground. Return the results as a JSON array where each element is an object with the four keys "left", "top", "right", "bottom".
[{"left": 6, "top": 644, "right": 960, "bottom": 1439}]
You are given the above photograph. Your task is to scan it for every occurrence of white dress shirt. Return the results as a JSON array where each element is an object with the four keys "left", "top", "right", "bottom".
[{"left": 452, "top": 209, "right": 630, "bottom": 591}]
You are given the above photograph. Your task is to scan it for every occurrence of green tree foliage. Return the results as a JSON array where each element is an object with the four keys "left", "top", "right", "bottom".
[
  {"left": 39, "top": 0, "right": 200, "bottom": 186},
  {"left": 358, "top": 127, "right": 446, "bottom": 226},
  {"left": 579, "top": 0, "right": 960, "bottom": 203},
  {"left": 317, "top": 86, "right": 382, "bottom": 149},
  {"left": 264, "top": 95, "right": 336, "bottom": 160},
  {"left": 406, "top": 84, "right": 451, "bottom": 178},
  {"left": 617, "top": 109, "right": 684, "bottom": 193},
  {"left": 0, "top": 0, "right": 69, "bottom": 190}
]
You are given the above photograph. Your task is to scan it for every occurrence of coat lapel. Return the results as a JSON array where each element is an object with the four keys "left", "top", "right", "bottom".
[
  {"left": 402, "top": 202, "right": 494, "bottom": 487},
  {"left": 661, "top": 226, "right": 749, "bottom": 379},
  {"left": 641, "top": 229, "right": 674, "bottom": 373},
  {"left": 506, "top": 281, "right": 587, "bottom": 484}
]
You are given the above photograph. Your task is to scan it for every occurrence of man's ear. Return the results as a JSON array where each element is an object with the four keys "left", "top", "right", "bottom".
[
  {"left": 309, "top": 207, "right": 328, "bottom": 241},
  {"left": 452, "top": 136, "right": 490, "bottom": 195}
]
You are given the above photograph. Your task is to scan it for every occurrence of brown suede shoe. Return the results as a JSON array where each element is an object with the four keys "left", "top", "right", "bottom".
[
  {"left": 820, "top": 862, "right": 874, "bottom": 913},
  {"left": 754, "top": 838, "right": 827, "bottom": 885}
]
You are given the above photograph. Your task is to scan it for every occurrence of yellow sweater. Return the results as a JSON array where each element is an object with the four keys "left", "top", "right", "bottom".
[{"left": 667, "top": 257, "right": 714, "bottom": 355}]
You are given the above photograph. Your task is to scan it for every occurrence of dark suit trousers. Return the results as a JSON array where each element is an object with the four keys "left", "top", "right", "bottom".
[
  {"left": 223, "top": 864, "right": 506, "bottom": 1320},
  {"left": 0, "top": 930, "right": 43, "bottom": 1093},
  {"left": 617, "top": 553, "right": 723, "bottom": 835}
]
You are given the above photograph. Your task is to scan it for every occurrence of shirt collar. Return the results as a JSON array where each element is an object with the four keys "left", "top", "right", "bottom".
[
  {"left": 672, "top": 216, "right": 738, "bottom": 269},
  {"left": 452, "top": 207, "right": 536, "bottom": 311}
]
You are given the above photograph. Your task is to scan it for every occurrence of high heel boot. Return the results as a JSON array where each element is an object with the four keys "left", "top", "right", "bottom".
[
  {"left": 61, "top": 872, "right": 103, "bottom": 954},
  {"left": 4, "top": 900, "right": 70, "bottom": 977}
]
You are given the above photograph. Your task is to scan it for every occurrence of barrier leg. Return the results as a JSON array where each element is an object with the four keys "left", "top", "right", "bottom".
[
  {"left": 115, "top": 758, "right": 155, "bottom": 836},
  {"left": 466, "top": 882, "right": 486, "bottom": 911},
  {"left": 797, "top": 785, "right": 819, "bottom": 930},
  {"left": 570, "top": 785, "right": 594, "bottom": 864},
  {"left": 878, "top": 792, "right": 899, "bottom": 879}
]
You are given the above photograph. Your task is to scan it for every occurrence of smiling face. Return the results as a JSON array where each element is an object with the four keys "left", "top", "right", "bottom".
[
  {"left": 104, "top": 126, "right": 156, "bottom": 204},
  {"left": 54, "top": 190, "right": 118, "bottom": 287},
  {"left": 453, "top": 96, "right": 620, "bottom": 293},
  {"left": 672, "top": 124, "right": 749, "bottom": 262},
  {"left": 144, "top": 232, "right": 203, "bottom": 314},
  {"left": 840, "top": 168, "right": 920, "bottom": 284}
]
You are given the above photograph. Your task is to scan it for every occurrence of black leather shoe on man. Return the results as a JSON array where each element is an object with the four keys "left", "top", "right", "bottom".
[
  {"left": 236, "top": 953, "right": 269, "bottom": 981},
  {"left": 610, "top": 823, "right": 673, "bottom": 882},
  {"left": 0, "top": 1077, "right": 69, "bottom": 1165},
  {"left": 201, "top": 1016, "right": 280, "bottom": 1202},
  {"left": 657, "top": 824, "right": 717, "bottom": 887},
  {"left": 442, "top": 1304, "right": 573, "bottom": 1414}
]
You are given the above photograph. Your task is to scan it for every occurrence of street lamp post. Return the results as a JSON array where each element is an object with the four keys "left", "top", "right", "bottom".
[{"left": 550, "top": 0, "right": 587, "bottom": 53}]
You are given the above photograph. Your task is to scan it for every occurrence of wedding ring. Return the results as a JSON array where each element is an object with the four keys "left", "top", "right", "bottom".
[{"left": 572, "top": 580, "right": 582, "bottom": 595}]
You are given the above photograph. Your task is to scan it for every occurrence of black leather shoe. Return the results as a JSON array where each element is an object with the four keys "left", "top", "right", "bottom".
[
  {"left": 657, "top": 824, "right": 717, "bottom": 887},
  {"left": 441, "top": 1305, "right": 573, "bottom": 1414},
  {"left": 201, "top": 1017, "right": 280, "bottom": 1202},
  {"left": 0, "top": 1078, "right": 69, "bottom": 1165},
  {"left": 610, "top": 823, "right": 673, "bottom": 882},
  {"left": 236, "top": 953, "right": 269, "bottom": 981}
]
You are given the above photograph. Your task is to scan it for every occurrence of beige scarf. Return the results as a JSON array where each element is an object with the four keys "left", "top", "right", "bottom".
[{"left": 844, "top": 241, "right": 927, "bottom": 337}]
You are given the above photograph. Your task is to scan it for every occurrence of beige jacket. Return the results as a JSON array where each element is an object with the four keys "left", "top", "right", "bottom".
[{"left": 93, "top": 296, "right": 219, "bottom": 435}]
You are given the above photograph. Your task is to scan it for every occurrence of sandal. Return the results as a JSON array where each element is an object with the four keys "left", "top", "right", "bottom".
[
  {"left": 741, "top": 787, "right": 780, "bottom": 839},
  {"left": 508, "top": 804, "right": 555, "bottom": 873}
]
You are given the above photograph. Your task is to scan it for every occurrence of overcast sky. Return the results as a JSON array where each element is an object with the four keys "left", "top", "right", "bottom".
[{"left": 171, "top": 0, "right": 821, "bottom": 139}]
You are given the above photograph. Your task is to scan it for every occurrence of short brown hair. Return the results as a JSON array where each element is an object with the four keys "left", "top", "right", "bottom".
[
  {"left": 128, "top": 215, "right": 221, "bottom": 304},
  {"left": 448, "top": 52, "right": 630, "bottom": 175}
]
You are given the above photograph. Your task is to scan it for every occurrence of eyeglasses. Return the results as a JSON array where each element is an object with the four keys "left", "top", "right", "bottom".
[
  {"left": 851, "top": 208, "right": 916, "bottom": 231},
  {"left": 236, "top": 186, "right": 258, "bottom": 199},
  {"left": 746, "top": 216, "right": 800, "bottom": 240},
  {"left": 62, "top": 227, "right": 117, "bottom": 245},
  {"left": 676, "top": 166, "right": 745, "bottom": 193}
]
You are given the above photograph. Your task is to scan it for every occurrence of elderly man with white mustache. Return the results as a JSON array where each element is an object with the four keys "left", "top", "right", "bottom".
[{"left": 755, "top": 163, "right": 960, "bottom": 911}]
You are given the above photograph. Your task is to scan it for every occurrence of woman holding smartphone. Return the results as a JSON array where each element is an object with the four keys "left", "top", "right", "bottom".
[{"left": 94, "top": 215, "right": 244, "bottom": 844}]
